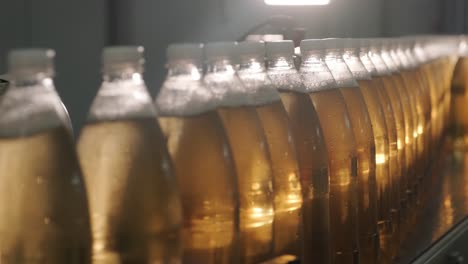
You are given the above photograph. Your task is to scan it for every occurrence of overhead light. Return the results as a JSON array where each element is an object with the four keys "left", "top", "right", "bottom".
[{"left": 265, "top": 0, "right": 330, "bottom": 6}]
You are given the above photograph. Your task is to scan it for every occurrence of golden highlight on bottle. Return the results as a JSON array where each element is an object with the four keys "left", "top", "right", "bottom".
[
  {"left": 372, "top": 79, "right": 402, "bottom": 255},
  {"left": 339, "top": 85, "right": 379, "bottom": 264},
  {"left": 0, "top": 127, "right": 91, "bottom": 263},
  {"left": 309, "top": 89, "right": 358, "bottom": 264},
  {"left": 395, "top": 71, "right": 423, "bottom": 202},
  {"left": 218, "top": 106, "right": 275, "bottom": 264},
  {"left": 78, "top": 118, "right": 182, "bottom": 263},
  {"left": 159, "top": 111, "right": 239, "bottom": 264},
  {"left": 355, "top": 79, "right": 392, "bottom": 259},
  {"left": 451, "top": 57, "right": 468, "bottom": 146},
  {"left": 280, "top": 91, "right": 330, "bottom": 264},
  {"left": 255, "top": 101, "right": 303, "bottom": 257}
]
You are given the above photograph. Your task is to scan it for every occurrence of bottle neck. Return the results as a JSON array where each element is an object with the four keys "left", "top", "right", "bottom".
[
  {"left": 206, "top": 58, "right": 236, "bottom": 74},
  {"left": 167, "top": 60, "right": 202, "bottom": 79},
  {"left": 324, "top": 49, "right": 343, "bottom": 60},
  {"left": 268, "top": 55, "right": 296, "bottom": 71},
  {"left": 10, "top": 72, "right": 54, "bottom": 88},
  {"left": 238, "top": 56, "right": 266, "bottom": 73},
  {"left": 344, "top": 47, "right": 360, "bottom": 56},
  {"left": 103, "top": 69, "right": 143, "bottom": 83},
  {"left": 301, "top": 51, "right": 324, "bottom": 67}
]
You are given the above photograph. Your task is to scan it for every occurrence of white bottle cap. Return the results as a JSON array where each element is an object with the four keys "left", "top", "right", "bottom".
[
  {"left": 379, "top": 38, "right": 393, "bottom": 50},
  {"left": 238, "top": 41, "right": 265, "bottom": 58},
  {"left": 167, "top": 43, "right": 204, "bottom": 63},
  {"left": 8, "top": 49, "right": 55, "bottom": 77},
  {"left": 102, "top": 46, "right": 144, "bottom": 73},
  {"left": 343, "top": 38, "right": 361, "bottom": 50},
  {"left": 359, "top": 38, "right": 371, "bottom": 50},
  {"left": 369, "top": 38, "right": 384, "bottom": 49},
  {"left": 322, "top": 38, "right": 344, "bottom": 50},
  {"left": 300, "top": 39, "right": 326, "bottom": 54},
  {"left": 204, "top": 42, "right": 238, "bottom": 61},
  {"left": 265, "top": 40, "right": 294, "bottom": 58}
]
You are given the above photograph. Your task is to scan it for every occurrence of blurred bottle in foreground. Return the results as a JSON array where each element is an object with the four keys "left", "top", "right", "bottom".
[
  {"left": 77, "top": 46, "right": 182, "bottom": 263},
  {"left": 157, "top": 43, "right": 240, "bottom": 264},
  {"left": 0, "top": 49, "right": 91, "bottom": 263}
]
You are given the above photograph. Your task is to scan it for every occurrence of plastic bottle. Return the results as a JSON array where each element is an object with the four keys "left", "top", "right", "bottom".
[
  {"left": 0, "top": 49, "right": 91, "bottom": 263},
  {"left": 236, "top": 41, "right": 303, "bottom": 259},
  {"left": 266, "top": 40, "right": 331, "bottom": 264},
  {"left": 204, "top": 42, "right": 275, "bottom": 264},
  {"left": 156, "top": 43, "right": 240, "bottom": 264},
  {"left": 300, "top": 39, "right": 359, "bottom": 264},
  {"left": 77, "top": 46, "right": 182, "bottom": 263}
]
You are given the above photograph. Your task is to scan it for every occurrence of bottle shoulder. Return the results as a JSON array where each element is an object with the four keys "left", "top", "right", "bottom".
[
  {"left": 87, "top": 80, "right": 156, "bottom": 122},
  {"left": 0, "top": 85, "right": 70, "bottom": 137}
]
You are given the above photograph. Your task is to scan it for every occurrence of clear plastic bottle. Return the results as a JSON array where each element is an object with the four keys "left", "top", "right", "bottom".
[
  {"left": 394, "top": 41, "right": 429, "bottom": 176},
  {"left": 360, "top": 39, "right": 407, "bottom": 261},
  {"left": 399, "top": 39, "right": 435, "bottom": 203},
  {"left": 300, "top": 39, "right": 359, "bottom": 264},
  {"left": 77, "top": 46, "right": 182, "bottom": 263},
  {"left": 376, "top": 40, "right": 417, "bottom": 254},
  {"left": 236, "top": 41, "right": 303, "bottom": 259},
  {"left": 385, "top": 42, "right": 422, "bottom": 199},
  {"left": 203, "top": 42, "right": 275, "bottom": 264},
  {"left": 450, "top": 37, "right": 468, "bottom": 146},
  {"left": 322, "top": 38, "right": 379, "bottom": 264},
  {"left": 411, "top": 38, "right": 440, "bottom": 150},
  {"left": 266, "top": 40, "right": 331, "bottom": 264},
  {"left": 345, "top": 38, "right": 404, "bottom": 261},
  {"left": 0, "top": 49, "right": 91, "bottom": 263},
  {"left": 156, "top": 44, "right": 240, "bottom": 264}
]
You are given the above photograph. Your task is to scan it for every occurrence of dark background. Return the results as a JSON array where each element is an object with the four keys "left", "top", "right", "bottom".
[{"left": 1, "top": 0, "right": 468, "bottom": 131}]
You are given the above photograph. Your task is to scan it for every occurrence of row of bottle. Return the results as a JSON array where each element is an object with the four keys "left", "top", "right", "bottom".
[{"left": 0, "top": 35, "right": 458, "bottom": 264}]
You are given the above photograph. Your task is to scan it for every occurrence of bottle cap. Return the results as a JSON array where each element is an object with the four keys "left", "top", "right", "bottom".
[
  {"left": 300, "top": 39, "right": 326, "bottom": 53},
  {"left": 265, "top": 40, "right": 295, "bottom": 58},
  {"left": 167, "top": 43, "right": 204, "bottom": 63},
  {"left": 359, "top": 38, "right": 371, "bottom": 50},
  {"left": 369, "top": 38, "right": 383, "bottom": 49},
  {"left": 237, "top": 41, "right": 265, "bottom": 58},
  {"left": 102, "top": 46, "right": 144, "bottom": 73},
  {"left": 204, "top": 42, "right": 238, "bottom": 61},
  {"left": 8, "top": 48, "right": 55, "bottom": 77},
  {"left": 343, "top": 38, "right": 361, "bottom": 50},
  {"left": 322, "top": 38, "right": 344, "bottom": 50}
]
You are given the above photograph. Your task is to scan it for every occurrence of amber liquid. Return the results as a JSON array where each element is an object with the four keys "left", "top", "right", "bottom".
[
  {"left": 356, "top": 80, "right": 392, "bottom": 260},
  {"left": 372, "top": 79, "right": 403, "bottom": 257},
  {"left": 280, "top": 91, "right": 330, "bottom": 264},
  {"left": 339, "top": 86, "right": 379, "bottom": 264},
  {"left": 0, "top": 127, "right": 91, "bottom": 263},
  {"left": 309, "top": 89, "right": 358, "bottom": 264},
  {"left": 159, "top": 111, "right": 239, "bottom": 264},
  {"left": 421, "top": 63, "right": 439, "bottom": 154},
  {"left": 401, "top": 71, "right": 427, "bottom": 182},
  {"left": 415, "top": 68, "right": 433, "bottom": 166},
  {"left": 255, "top": 101, "right": 303, "bottom": 258},
  {"left": 217, "top": 107, "right": 274, "bottom": 264},
  {"left": 413, "top": 67, "right": 434, "bottom": 203},
  {"left": 451, "top": 58, "right": 468, "bottom": 147},
  {"left": 77, "top": 118, "right": 182, "bottom": 263},
  {"left": 398, "top": 71, "right": 425, "bottom": 204}
]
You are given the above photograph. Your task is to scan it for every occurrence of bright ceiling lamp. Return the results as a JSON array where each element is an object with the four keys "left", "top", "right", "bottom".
[{"left": 265, "top": 0, "right": 330, "bottom": 6}]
